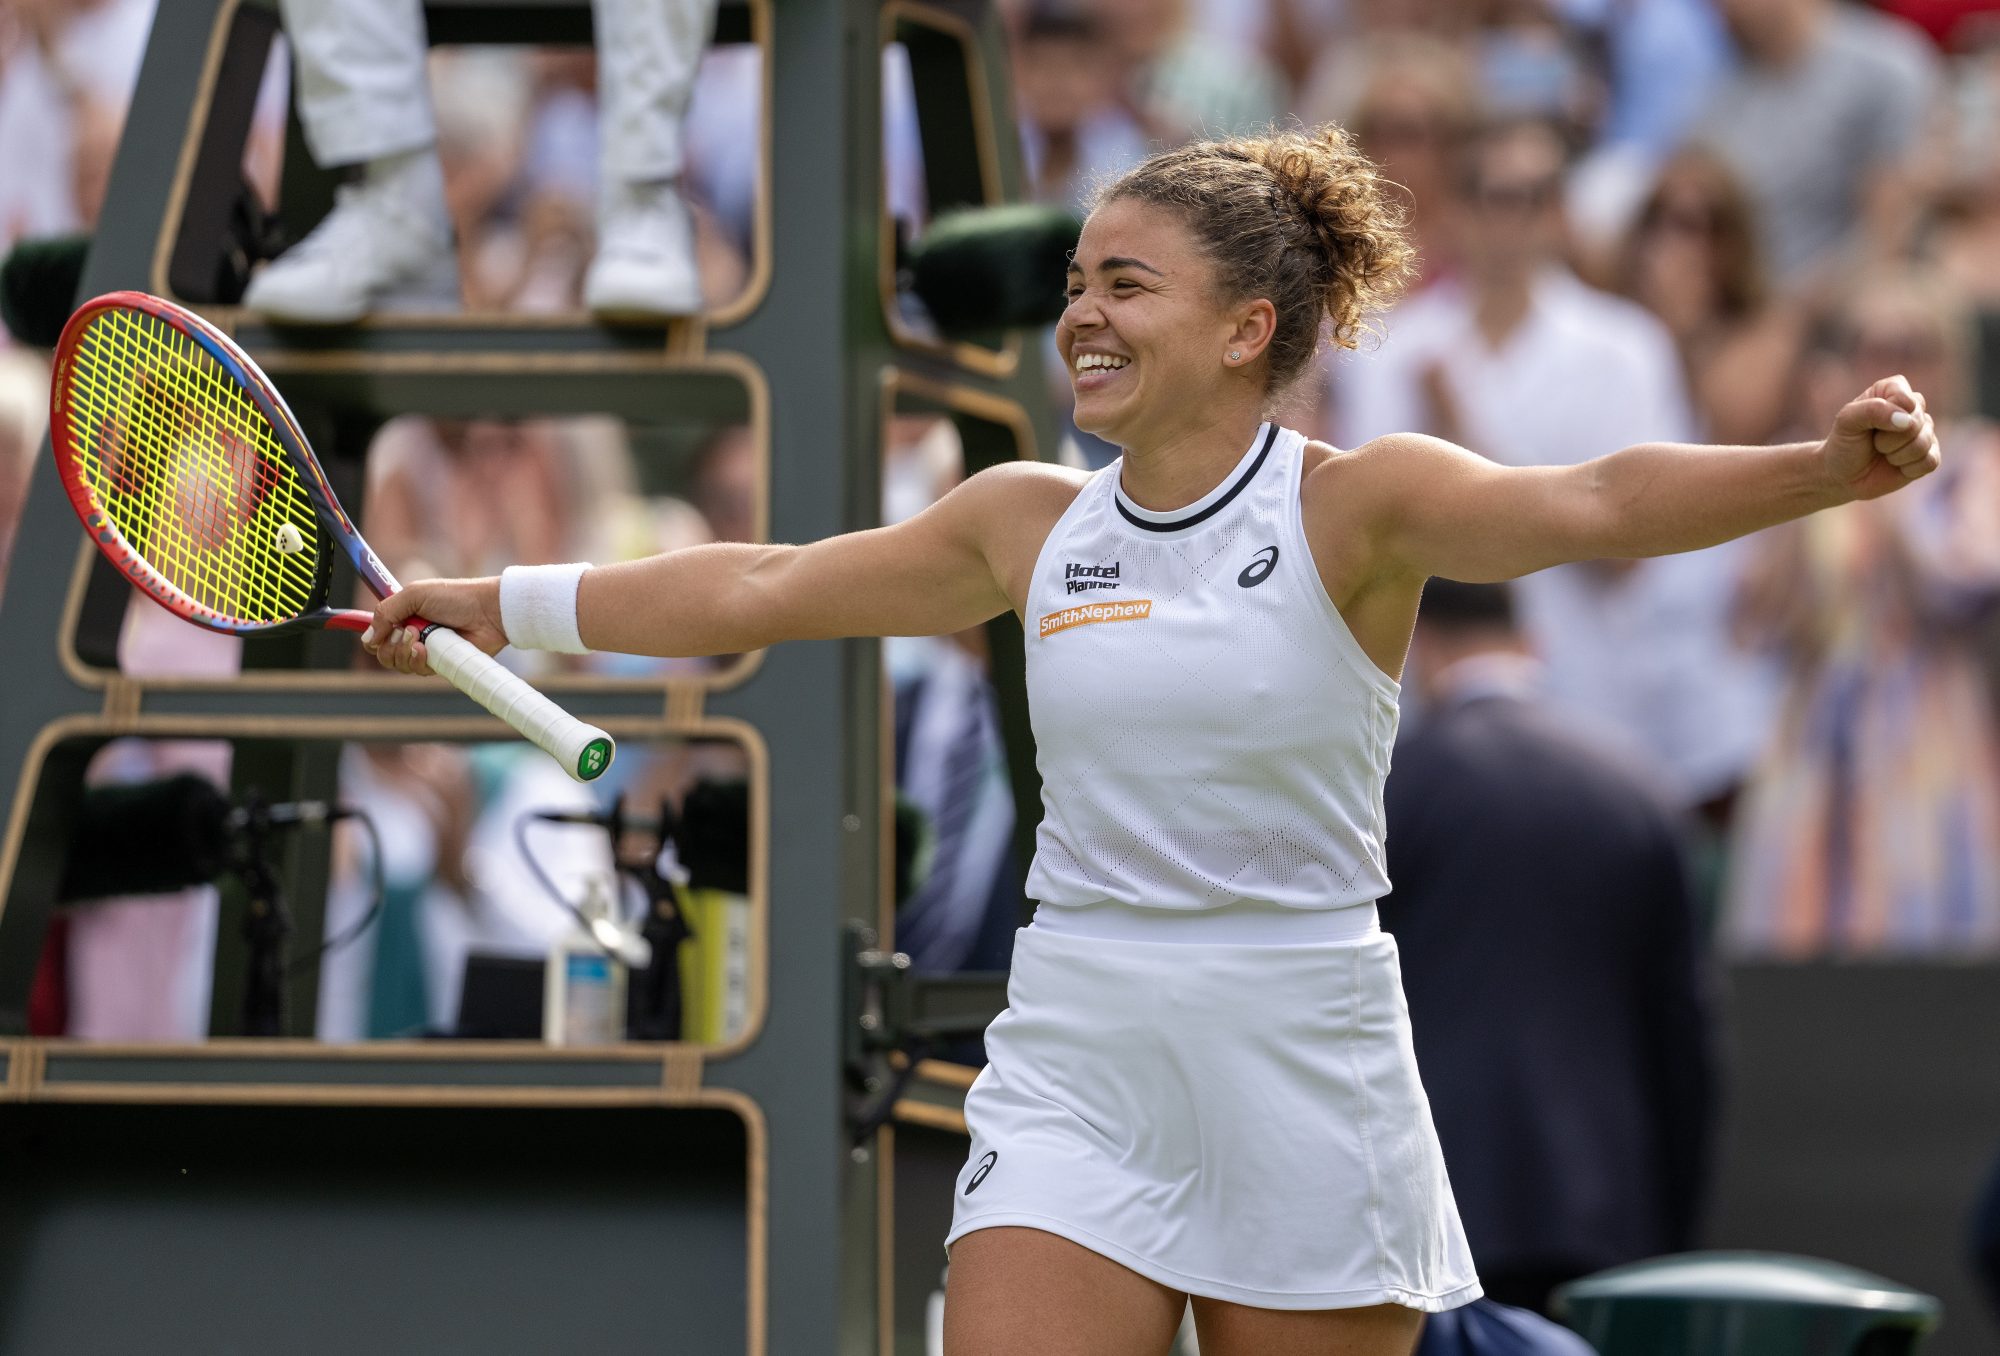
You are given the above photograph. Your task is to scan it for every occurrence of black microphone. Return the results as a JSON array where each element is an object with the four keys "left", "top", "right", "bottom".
[
  {"left": 533, "top": 807, "right": 630, "bottom": 829},
  {"left": 681, "top": 779, "right": 748, "bottom": 895},
  {"left": 58, "top": 774, "right": 231, "bottom": 902},
  {"left": 905, "top": 204, "right": 1082, "bottom": 336},
  {"left": 58, "top": 777, "right": 354, "bottom": 903},
  {"left": 227, "top": 799, "right": 349, "bottom": 831},
  {"left": 534, "top": 802, "right": 678, "bottom": 849},
  {"left": 0, "top": 233, "right": 89, "bottom": 347},
  {"left": 530, "top": 779, "right": 746, "bottom": 892}
]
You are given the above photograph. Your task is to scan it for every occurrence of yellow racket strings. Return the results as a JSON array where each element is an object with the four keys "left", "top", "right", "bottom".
[{"left": 64, "top": 307, "right": 321, "bottom": 624}]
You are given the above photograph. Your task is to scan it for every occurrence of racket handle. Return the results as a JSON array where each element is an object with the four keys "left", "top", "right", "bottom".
[{"left": 419, "top": 625, "right": 616, "bottom": 782}]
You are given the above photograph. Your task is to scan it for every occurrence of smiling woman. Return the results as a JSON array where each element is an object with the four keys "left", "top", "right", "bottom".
[
  {"left": 365, "top": 121, "right": 1942, "bottom": 1356},
  {"left": 1091, "top": 127, "right": 1415, "bottom": 392},
  {"left": 1055, "top": 127, "right": 1417, "bottom": 523}
]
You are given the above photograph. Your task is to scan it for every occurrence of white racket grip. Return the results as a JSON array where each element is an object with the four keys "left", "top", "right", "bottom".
[{"left": 419, "top": 625, "right": 615, "bottom": 782}]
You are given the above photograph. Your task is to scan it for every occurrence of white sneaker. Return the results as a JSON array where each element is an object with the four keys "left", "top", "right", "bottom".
[
  {"left": 585, "top": 180, "right": 704, "bottom": 320},
  {"left": 244, "top": 177, "right": 458, "bottom": 324}
]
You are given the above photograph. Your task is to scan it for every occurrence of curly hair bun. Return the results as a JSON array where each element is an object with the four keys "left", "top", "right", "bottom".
[{"left": 1099, "top": 124, "right": 1415, "bottom": 395}]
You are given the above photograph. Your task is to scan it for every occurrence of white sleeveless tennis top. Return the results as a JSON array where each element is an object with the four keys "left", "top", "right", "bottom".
[{"left": 1023, "top": 422, "right": 1399, "bottom": 917}]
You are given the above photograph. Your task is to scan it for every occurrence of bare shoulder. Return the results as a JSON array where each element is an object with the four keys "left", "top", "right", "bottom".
[
  {"left": 915, "top": 457, "right": 1089, "bottom": 541},
  {"left": 954, "top": 458, "right": 1094, "bottom": 612},
  {"left": 961, "top": 457, "right": 1093, "bottom": 511},
  {"left": 953, "top": 458, "right": 1093, "bottom": 552},
  {"left": 1301, "top": 432, "right": 1489, "bottom": 518},
  {"left": 1301, "top": 432, "right": 1456, "bottom": 484},
  {"left": 1301, "top": 433, "right": 1415, "bottom": 523},
  {"left": 1297, "top": 433, "right": 1494, "bottom": 589}
]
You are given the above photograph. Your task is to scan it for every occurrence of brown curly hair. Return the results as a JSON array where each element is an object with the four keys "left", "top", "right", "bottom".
[{"left": 1097, "top": 125, "right": 1416, "bottom": 397}]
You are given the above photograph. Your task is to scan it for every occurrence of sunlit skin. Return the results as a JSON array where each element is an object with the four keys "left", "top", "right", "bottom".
[
  {"left": 360, "top": 189, "right": 1940, "bottom": 1356},
  {"left": 1058, "top": 197, "right": 1276, "bottom": 513}
]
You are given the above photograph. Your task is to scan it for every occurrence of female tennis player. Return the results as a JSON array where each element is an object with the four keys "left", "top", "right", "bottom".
[{"left": 365, "top": 127, "right": 1939, "bottom": 1355}]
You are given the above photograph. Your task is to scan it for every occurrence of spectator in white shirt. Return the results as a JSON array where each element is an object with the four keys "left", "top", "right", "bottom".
[{"left": 1330, "top": 118, "right": 1777, "bottom": 815}]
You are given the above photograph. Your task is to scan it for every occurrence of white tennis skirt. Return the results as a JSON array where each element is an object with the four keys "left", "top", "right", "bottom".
[{"left": 945, "top": 923, "right": 1482, "bottom": 1312}]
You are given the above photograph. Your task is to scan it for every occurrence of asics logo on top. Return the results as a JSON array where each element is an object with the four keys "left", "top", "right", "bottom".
[
  {"left": 1065, "top": 561, "right": 1122, "bottom": 595},
  {"left": 966, "top": 1150, "right": 997, "bottom": 1194},
  {"left": 1238, "top": 545, "right": 1279, "bottom": 588}
]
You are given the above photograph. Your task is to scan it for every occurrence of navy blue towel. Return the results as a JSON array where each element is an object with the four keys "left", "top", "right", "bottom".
[{"left": 1417, "top": 1300, "right": 1599, "bottom": 1356}]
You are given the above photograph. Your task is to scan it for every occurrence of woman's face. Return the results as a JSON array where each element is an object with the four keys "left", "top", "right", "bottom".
[{"left": 1056, "top": 198, "right": 1243, "bottom": 448}]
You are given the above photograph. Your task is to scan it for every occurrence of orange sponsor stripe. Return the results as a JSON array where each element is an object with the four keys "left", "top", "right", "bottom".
[{"left": 1038, "top": 598, "right": 1154, "bottom": 637}]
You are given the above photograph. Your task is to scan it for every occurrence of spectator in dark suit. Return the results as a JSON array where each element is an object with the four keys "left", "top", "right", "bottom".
[
  {"left": 1382, "top": 579, "right": 1719, "bottom": 1315},
  {"left": 892, "top": 626, "right": 1022, "bottom": 978}
]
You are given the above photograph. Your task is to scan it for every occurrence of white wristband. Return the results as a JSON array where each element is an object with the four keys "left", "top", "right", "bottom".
[{"left": 499, "top": 563, "right": 593, "bottom": 654}]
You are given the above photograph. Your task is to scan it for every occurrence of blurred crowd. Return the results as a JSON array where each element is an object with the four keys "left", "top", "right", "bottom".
[
  {"left": 8, "top": 0, "right": 2000, "bottom": 1047},
  {"left": 1, "top": 0, "right": 769, "bottom": 1039},
  {"left": 26, "top": 412, "right": 759, "bottom": 1043},
  {"left": 1005, "top": 0, "right": 2000, "bottom": 960}
]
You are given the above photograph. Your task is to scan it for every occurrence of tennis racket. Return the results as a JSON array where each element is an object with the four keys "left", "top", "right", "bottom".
[{"left": 49, "top": 290, "right": 615, "bottom": 783}]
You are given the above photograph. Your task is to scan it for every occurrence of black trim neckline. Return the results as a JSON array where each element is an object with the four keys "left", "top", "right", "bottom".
[{"left": 1114, "top": 424, "right": 1278, "bottom": 533}]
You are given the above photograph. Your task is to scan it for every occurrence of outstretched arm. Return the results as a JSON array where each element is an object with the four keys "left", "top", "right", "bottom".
[
  {"left": 364, "top": 461, "right": 1079, "bottom": 674},
  {"left": 576, "top": 485, "right": 1010, "bottom": 655},
  {"left": 1339, "top": 376, "right": 1940, "bottom": 585}
]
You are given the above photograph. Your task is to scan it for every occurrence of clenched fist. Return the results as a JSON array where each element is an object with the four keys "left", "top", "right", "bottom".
[{"left": 1823, "top": 375, "right": 1941, "bottom": 502}]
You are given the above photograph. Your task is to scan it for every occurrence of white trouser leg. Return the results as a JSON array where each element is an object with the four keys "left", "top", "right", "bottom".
[
  {"left": 280, "top": 0, "right": 436, "bottom": 166},
  {"left": 246, "top": 0, "right": 455, "bottom": 324},
  {"left": 591, "top": 0, "right": 719, "bottom": 184}
]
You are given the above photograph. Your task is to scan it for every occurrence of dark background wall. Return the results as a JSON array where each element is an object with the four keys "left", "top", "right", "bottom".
[
  {"left": 0, "top": 1103, "right": 751, "bottom": 1356},
  {"left": 1707, "top": 964, "right": 2000, "bottom": 1356}
]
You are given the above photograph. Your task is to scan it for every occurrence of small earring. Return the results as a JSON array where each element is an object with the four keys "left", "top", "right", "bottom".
[{"left": 1228, "top": 350, "right": 1241, "bottom": 362}]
